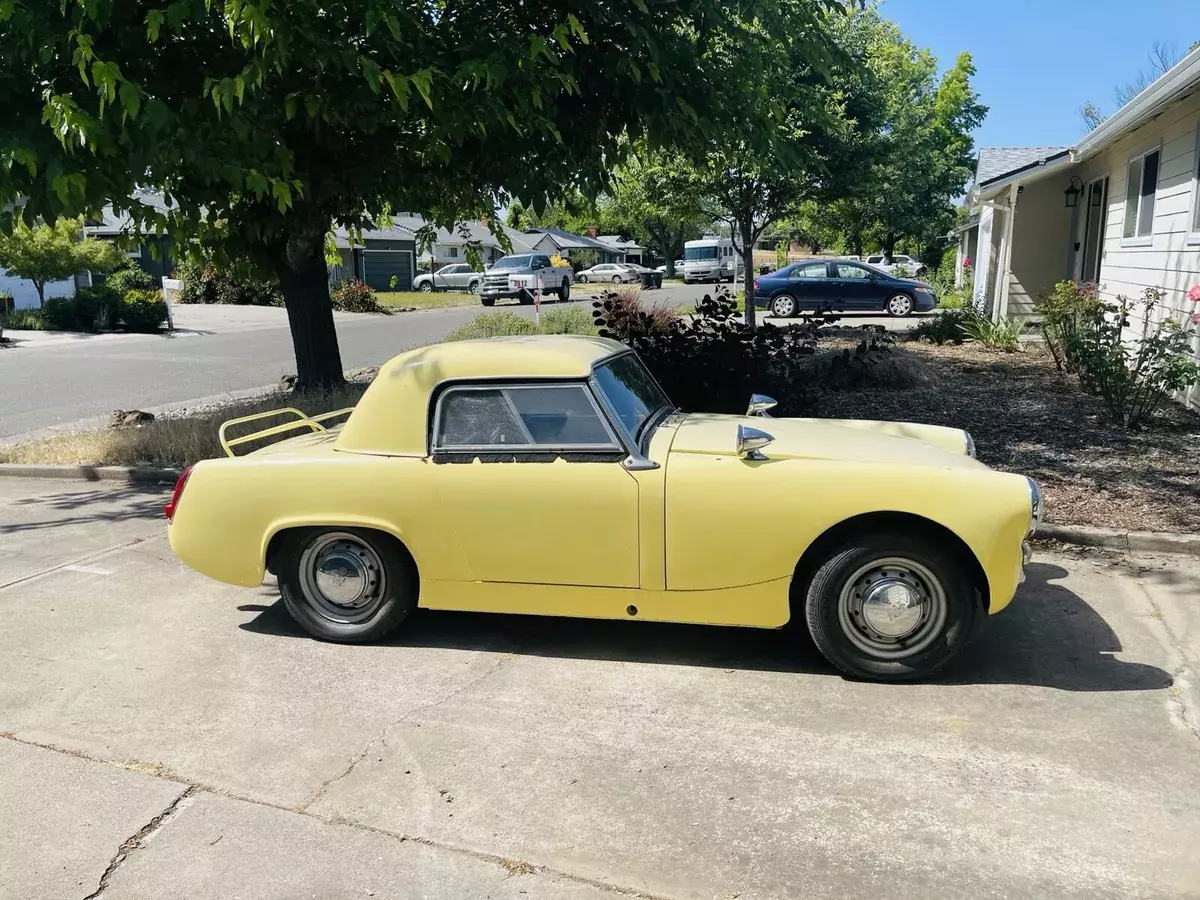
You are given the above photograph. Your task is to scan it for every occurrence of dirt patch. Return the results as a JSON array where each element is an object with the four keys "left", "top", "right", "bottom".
[{"left": 819, "top": 341, "right": 1200, "bottom": 532}]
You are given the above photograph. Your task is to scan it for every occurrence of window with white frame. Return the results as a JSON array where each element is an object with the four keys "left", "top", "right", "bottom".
[
  {"left": 1191, "top": 122, "right": 1200, "bottom": 236},
  {"left": 1123, "top": 146, "right": 1160, "bottom": 240}
]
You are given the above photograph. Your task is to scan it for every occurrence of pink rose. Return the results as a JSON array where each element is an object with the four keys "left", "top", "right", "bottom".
[
  {"left": 1188, "top": 285, "right": 1200, "bottom": 303},
  {"left": 1192, "top": 312, "right": 1200, "bottom": 324}
]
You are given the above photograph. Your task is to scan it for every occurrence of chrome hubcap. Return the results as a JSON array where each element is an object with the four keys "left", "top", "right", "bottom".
[
  {"left": 299, "top": 533, "right": 386, "bottom": 624},
  {"left": 837, "top": 557, "right": 946, "bottom": 660},
  {"left": 773, "top": 297, "right": 793, "bottom": 316}
]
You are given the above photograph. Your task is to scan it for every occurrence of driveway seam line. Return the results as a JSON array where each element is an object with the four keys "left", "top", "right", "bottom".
[
  {"left": 1129, "top": 571, "right": 1200, "bottom": 743},
  {"left": 0, "top": 535, "right": 152, "bottom": 592},
  {"left": 81, "top": 785, "right": 194, "bottom": 900},
  {"left": 0, "top": 732, "right": 679, "bottom": 900}
]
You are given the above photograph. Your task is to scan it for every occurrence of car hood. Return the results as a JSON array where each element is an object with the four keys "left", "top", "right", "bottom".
[
  {"left": 667, "top": 413, "right": 983, "bottom": 469},
  {"left": 894, "top": 276, "right": 933, "bottom": 290}
]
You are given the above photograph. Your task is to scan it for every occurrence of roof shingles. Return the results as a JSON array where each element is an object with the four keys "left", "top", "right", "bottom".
[{"left": 975, "top": 146, "right": 1070, "bottom": 186}]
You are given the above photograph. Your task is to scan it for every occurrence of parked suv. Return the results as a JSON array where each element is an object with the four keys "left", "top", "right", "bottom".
[
  {"left": 412, "top": 263, "right": 483, "bottom": 294},
  {"left": 864, "top": 254, "right": 927, "bottom": 278}
]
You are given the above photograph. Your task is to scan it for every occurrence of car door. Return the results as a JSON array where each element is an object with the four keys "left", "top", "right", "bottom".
[
  {"left": 830, "top": 262, "right": 879, "bottom": 310},
  {"left": 432, "top": 382, "right": 640, "bottom": 587},
  {"left": 785, "top": 261, "right": 835, "bottom": 309},
  {"left": 432, "top": 265, "right": 456, "bottom": 289},
  {"left": 441, "top": 265, "right": 466, "bottom": 289}
]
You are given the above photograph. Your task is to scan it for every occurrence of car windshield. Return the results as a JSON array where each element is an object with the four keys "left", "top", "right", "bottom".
[
  {"left": 593, "top": 353, "right": 672, "bottom": 442},
  {"left": 492, "top": 256, "right": 531, "bottom": 270},
  {"left": 684, "top": 246, "right": 719, "bottom": 260}
]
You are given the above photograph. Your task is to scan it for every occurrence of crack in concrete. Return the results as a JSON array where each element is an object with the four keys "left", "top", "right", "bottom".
[
  {"left": 1127, "top": 564, "right": 1200, "bottom": 744},
  {"left": 298, "top": 656, "right": 508, "bottom": 813},
  {"left": 3, "top": 732, "right": 681, "bottom": 900},
  {"left": 80, "top": 785, "right": 194, "bottom": 900},
  {"left": 0, "top": 535, "right": 150, "bottom": 592}
]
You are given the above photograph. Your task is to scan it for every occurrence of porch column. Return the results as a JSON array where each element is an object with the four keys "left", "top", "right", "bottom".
[
  {"left": 994, "top": 184, "right": 1019, "bottom": 322},
  {"left": 955, "top": 236, "right": 965, "bottom": 287},
  {"left": 972, "top": 207, "right": 994, "bottom": 313}
]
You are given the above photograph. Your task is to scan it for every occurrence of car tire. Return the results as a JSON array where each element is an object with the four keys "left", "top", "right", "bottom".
[
  {"left": 467, "top": 280, "right": 480, "bottom": 295},
  {"left": 611, "top": 275, "right": 622, "bottom": 284},
  {"left": 277, "top": 527, "right": 418, "bottom": 643},
  {"left": 419, "top": 282, "right": 433, "bottom": 293},
  {"left": 577, "top": 275, "right": 588, "bottom": 284},
  {"left": 801, "top": 532, "right": 981, "bottom": 681},
  {"left": 770, "top": 294, "right": 798, "bottom": 318},
  {"left": 559, "top": 277, "right": 570, "bottom": 302},
  {"left": 481, "top": 296, "right": 496, "bottom": 307},
  {"left": 886, "top": 293, "right": 914, "bottom": 317}
]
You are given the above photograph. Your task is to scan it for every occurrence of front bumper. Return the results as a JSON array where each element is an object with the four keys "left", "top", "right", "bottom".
[
  {"left": 1018, "top": 541, "right": 1033, "bottom": 584},
  {"left": 913, "top": 291, "right": 938, "bottom": 312}
]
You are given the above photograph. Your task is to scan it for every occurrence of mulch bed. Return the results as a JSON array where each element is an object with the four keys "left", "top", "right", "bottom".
[{"left": 818, "top": 339, "right": 1200, "bottom": 533}]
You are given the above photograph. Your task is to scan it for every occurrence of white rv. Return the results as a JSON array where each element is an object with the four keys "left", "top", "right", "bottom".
[{"left": 681, "top": 236, "right": 740, "bottom": 283}]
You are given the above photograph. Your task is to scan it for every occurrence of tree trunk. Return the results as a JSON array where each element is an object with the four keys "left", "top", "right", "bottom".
[
  {"left": 35, "top": 281, "right": 45, "bottom": 307},
  {"left": 883, "top": 232, "right": 897, "bottom": 262},
  {"left": 851, "top": 233, "right": 863, "bottom": 259},
  {"left": 739, "top": 220, "right": 756, "bottom": 329},
  {"left": 270, "top": 222, "right": 345, "bottom": 391}
]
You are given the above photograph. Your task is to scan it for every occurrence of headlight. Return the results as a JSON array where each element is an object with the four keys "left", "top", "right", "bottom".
[
  {"left": 1026, "top": 477, "right": 1043, "bottom": 536},
  {"left": 914, "top": 286, "right": 932, "bottom": 294},
  {"left": 964, "top": 431, "right": 976, "bottom": 458}
]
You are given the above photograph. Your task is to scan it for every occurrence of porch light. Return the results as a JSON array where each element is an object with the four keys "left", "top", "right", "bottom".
[{"left": 1064, "top": 176, "right": 1084, "bottom": 208}]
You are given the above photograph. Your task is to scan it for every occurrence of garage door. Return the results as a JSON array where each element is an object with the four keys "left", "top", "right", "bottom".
[{"left": 361, "top": 250, "right": 413, "bottom": 291}]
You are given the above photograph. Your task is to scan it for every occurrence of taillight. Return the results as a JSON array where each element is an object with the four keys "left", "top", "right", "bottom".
[
  {"left": 165, "top": 466, "right": 194, "bottom": 522},
  {"left": 754, "top": 279, "right": 760, "bottom": 291}
]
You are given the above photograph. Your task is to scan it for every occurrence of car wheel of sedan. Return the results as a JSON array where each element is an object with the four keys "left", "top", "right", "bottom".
[
  {"left": 577, "top": 275, "right": 588, "bottom": 284},
  {"left": 419, "top": 281, "right": 433, "bottom": 293},
  {"left": 886, "top": 293, "right": 914, "bottom": 317},
  {"left": 801, "top": 533, "right": 980, "bottom": 681},
  {"left": 467, "top": 280, "right": 480, "bottom": 294},
  {"left": 278, "top": 528, "right": 417, "bottom": 643},
  {"left": 770, "top": 294, "right": 798, "bottom": 318},
  {"left": 611, "top": 275, "right": 622, "bottom": 284},
  {"left": 559, "top": 277, "right": 571, "bottom": 302}
]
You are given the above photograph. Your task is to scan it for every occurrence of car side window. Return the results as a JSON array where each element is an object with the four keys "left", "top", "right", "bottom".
[
  {"left": 792, "top": 262, "right": 829, "bottom": 279},
  {"left": 835, "top": 264, "right": 872, "bottom": 280},
  {"left": 867, "top": 256, "right": 883, "bottom": 264},
  {"left": 532, "top": 255, "right": 551, "bottom": 270},
  {"left": 434, "top": 384, "right": 619, "bottom": 454}
]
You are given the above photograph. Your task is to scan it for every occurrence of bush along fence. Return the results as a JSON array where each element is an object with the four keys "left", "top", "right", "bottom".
[
  {"left": 42, "top": 264, "right": 167, "bottom": 334},
  {"left": 177, "top": 262, "right": 391, "bottom": 315}
]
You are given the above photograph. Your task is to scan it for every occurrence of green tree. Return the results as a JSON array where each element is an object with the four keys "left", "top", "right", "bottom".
[
  {"left": 0, "top": 217, "right": 122, "bottom": 305},
  {"left": 608, "top": 145, "right": 707, "bottom": 277},
  {"left": 1, "top": 0, "right": 802, "bottom": 388}
]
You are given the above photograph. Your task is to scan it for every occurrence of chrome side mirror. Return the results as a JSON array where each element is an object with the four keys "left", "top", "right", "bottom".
[
  {"left": 736, "top": 424, "right": 774, "bottom": 460},
  {"left": 746, "top": 393, "right": 777, "bottom": 417}
]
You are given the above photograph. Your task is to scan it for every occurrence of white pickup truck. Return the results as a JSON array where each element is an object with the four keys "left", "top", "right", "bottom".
[{"left": 479, "top": 253, "right": 574, "bottom": 307}]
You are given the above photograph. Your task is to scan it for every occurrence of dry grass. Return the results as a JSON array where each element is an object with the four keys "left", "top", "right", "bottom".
[{"left": 0, "top": 383, "right": 368, "bottom": 470}]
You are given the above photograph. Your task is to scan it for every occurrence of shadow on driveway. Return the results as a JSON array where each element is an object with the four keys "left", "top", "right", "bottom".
[
  {"left": 1, "top": 484, "right": 167, "bottom": 534},
  {"left": 237, "top": 561, "right": 1171, "bottom": 693}
]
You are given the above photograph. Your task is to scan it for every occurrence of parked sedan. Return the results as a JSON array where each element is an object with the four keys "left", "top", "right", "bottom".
[
  {"left": 753, "top": 259, "right": 938, "bottom": 318},
  {"left": 412, "top": 263, "right": 483, "bottom": 294},
  {"left": 577, "top": 263, "right": 639, "bottom": 284}
]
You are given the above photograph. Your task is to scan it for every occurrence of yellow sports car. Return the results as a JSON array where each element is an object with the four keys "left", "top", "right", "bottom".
[{"left": 167, "top": 335, "right": 1041, "bottom": 681}]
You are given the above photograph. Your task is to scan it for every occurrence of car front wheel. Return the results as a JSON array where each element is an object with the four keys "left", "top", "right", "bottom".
[
  {"left": 771, "top": 294, "right": 798, "bottom": 318},
  {"left": 611, "top": 275, "right": 622, "bottom": 283},
  {"left": 480, "top": 295, "right": 496, "bottom": 307},
  {"left": 886, "top": 293, "right": 914, "bottom": 317},
  {"left": 277, "top": 528, "right": 417, "bottom": 643},
  {"left": 801, "top": 532, "right": 980, "bottom": 681},
  {"left": 559, "top": 277, "right": 571, "bottom": 302},
  {"left": 577, "top": 274, "right": 588, "bottom": 284},
  {"left": 418, "top": 281, "right": 433, "bottom": 293}
]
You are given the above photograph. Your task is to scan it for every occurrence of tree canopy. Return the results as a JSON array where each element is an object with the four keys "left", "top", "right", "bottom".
[
  {"left": 2, "top": 0, "right": 839, "bottom": 385},
  {"left": 0, "top": 217, "right": 122, "bottom": 305}
]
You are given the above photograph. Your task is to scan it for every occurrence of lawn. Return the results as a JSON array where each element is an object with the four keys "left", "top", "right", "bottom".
[{"left": 375, "top": 290, "right": 479, "bottom": 310}]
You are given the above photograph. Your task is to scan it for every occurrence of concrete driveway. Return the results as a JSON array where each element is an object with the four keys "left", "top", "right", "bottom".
[{"left": 2, "top": 478, "right": 1198, "bottom": 900}]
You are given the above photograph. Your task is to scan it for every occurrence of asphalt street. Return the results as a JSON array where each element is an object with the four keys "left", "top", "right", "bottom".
[
  {"left": 0, "top": 283, "right": 928, "bottom": 441},
  {"left": 1, "top": 476, "right": 1198, "bottom": 899}
]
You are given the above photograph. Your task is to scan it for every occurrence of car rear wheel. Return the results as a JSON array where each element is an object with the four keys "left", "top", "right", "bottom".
[
  {"left": 559, "top": 277, "right": 571, "bottom": 302},
  {"left": 278, "top": 528, "right": 417, "bottom": 643},
  {"left": 467, "top": 280, "right": 480, "bottom": 294},
  {"left": 886, "top": 293, "right": 914, "bottom": 317},
  {"left": 801, "top": 532, "right": 980, "bottom": 681},
  {"left": 611, "top": 274, "right": 622, "bottom": 284},
  {"left": 419, "top": 281, "right": 433, "bottom": 293},
  {"left": 770, "top": 294, "right": 798, "bottom": 318}
]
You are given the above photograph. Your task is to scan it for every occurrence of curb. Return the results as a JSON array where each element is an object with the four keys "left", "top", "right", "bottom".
[
  {"left": 1038, "top": 524, "right": 1200, "bottom": 557},
  {"left": 0, "top": 464, "right": 180, "bottom": 484}
]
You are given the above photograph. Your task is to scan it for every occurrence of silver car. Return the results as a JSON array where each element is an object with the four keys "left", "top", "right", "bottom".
[
  {"left": 576, "top": 263, "right": 639, "bottom": 284},
  {"left": 413, "top": 263, "right": 483, "bottom": 293}
]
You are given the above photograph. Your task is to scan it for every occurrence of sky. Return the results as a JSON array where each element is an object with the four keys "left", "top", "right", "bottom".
[{"left": 882, "top": 0, "right": 1199, "bottom": 151}]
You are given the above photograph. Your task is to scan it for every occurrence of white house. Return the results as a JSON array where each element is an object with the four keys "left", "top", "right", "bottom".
[
  {"left": 959, "top": 45, "right": 1200, "bottom": 408},
  {"left": 394, "top": 215, "right": 550, "bottom": 265},
  {"left": 595, "top": 234, "right": 645, "bottom": 264}
]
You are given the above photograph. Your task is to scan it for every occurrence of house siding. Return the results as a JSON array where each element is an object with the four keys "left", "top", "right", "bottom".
[
  {"left": 1076, "top": 86, "right": 1200, "bottom": 408},
  {"left": 1007, "top": 174, "right": 1075, "bottom": 315}
]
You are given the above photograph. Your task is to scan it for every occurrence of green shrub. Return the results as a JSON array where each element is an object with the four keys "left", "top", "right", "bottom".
[
  {"left": 42, "top": 296, "right": 80, "bottom": 331},
  {"left": 1067, "top": 287, "right": 1199, "bottom": 428},
  {"left": 445, "top": 311, "right": 539, "bottom": 341},
  {"left": 538, "top": 304, "right": 598, "bottom": 335},
  {"left": 330, "top": 278, "right": 390, "bottom": 314},
  {"left": 961, "top": 314, "right": 1023, "bottom": 352},
  {"left": 0, "top": 291, "right": 13, "bottom": 315},
  {"left": 1041, "top": 280, "right": 1103, "bottom": 373},
  {"left": 1, "top": 308, "right": 44, "bottom": 330},
  {"left": 177, "top": 261, "right": 283, "bottom": 306},
  {"left": 118, "top": 289, "right": 167, "bottom": 333},
  {"left": 937, "top": 288, "right": 971, "bottom": 310},
  {"left": 106, "top": 264, "right": 155, "bottom": 295},
  {"left": 911, "top": 309, "right": 970, "bottom": 344}
]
